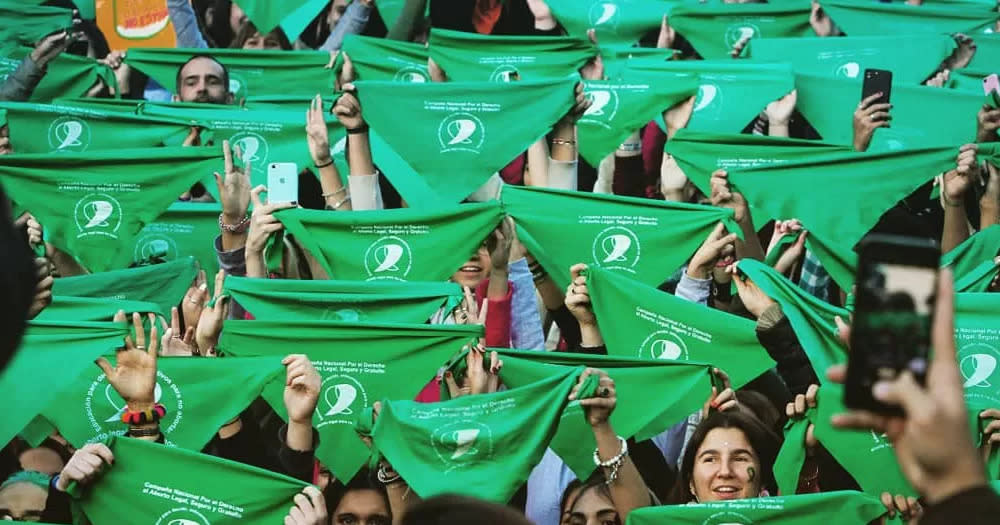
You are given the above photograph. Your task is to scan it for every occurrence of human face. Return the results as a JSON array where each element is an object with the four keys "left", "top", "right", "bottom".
[
  {"left": 229, "top": 3, "right": 248, "bottom": 34},
  {"left": 561, "top": 485, "right": 620, "bottom": 525},
  {"left": 0, "top": 125, "right": 11, "bottom": 155},
  {"left": 242, "top": 30, "right": 284, "bottom": 50},
  {"left": 689, "top": 427, "right": 762, "bottom": 502},
  {"left": 0, "top": 482, "right": 47, "bottom": 522},
  {"left": 451, "top": 243, "right": 491, "bottom": 288},
  {"left": 328, "top": 0, "right": 349, "bottom": 28},
  {"left": 332, "top": 489, "right": 391, "bottom": 525},
  {"left": 19, "top": 447, "right": 65, "bottom": 475},
  {"left": 176, "top": 57, "right": 232, "bottom": 104}
]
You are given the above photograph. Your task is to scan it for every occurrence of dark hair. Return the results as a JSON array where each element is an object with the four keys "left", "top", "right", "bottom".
[
  {"left": 323, "top": 468, "right": 390, "bottom": 518},
  {"left": 560, "top": 472, "right": 621, "bottom": 525},
  {"left": 735, "top": 389, "right": 783, "bottom": 433},
  {"left": 670, "top": 410, "right": 780, "bottom": 504},
  {"left": 174, "top": 54, "right": 230, "bottom": 94},
  {"left": 191, "top": 0, "right": 235, "bottom": 48},
  {"left": 229, "top": 22, "right": 292, "bottom": 50},
  {"left": 401, "top": 494, "right": 532, "bottom": 525},
  {"left": 0, "top": 185, "right": 35, "bottom": 373}
]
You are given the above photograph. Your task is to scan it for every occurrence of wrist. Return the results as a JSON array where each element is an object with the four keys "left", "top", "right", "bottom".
[
  {"left": 222, "top": 211, "right": 247, "bottom": 224},
  {"left": 686, "top": 264, "right": 711, "bottom": 280},
  {"left": 924, "top": 465, "right": 987, "bottom": 505},
  {"left": 126, "top": 400, "right": 155, "bottom": 412},
  {"left": 534, "top": 16, "right": 557, "bottom": 31}
]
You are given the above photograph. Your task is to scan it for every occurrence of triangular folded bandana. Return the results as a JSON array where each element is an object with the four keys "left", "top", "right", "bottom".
[
  {"left": 0, "top": 147, "right": 223, "bottom": 271},
  {"left": 667, "top": 3, "right": 812, "bottom": 60},
  {"left": 232, "top": 0, "right": 313, "bottom": 34},
  {"left": 820, "top": 0, "right": 999, "bottom": 37},
  {"left": 356, "top": 78, "right": 575, "bottom": 203},
  {"left": 586, "top": 266, "right": 776, "bottom": 389},
  {"left": 342, "top": 34, "right": 430, "bottom": 83},
  {"left": 544, "top": 0, "right": 672, "bottom": 46},
  {"left": 52, "top": 256, "right": 200, "bottom": 316},
  {"left": 628, "top": 491, "right": 886, "bottom": 525},
  {"left": 0, "top": 0, "right": 73, "bottom": 46},
  {"left": 129, "top": 202, "right": 223, "bottom": 280},
  {"left": 1, "top": 46, "right": 117, "bottom": 102},
  {"left": 223, "top": 275, "right": 461, "bottom": 323},
  {"left": 955, "top": 293, "right": 1000, "bottom": 413},
  {"left": 942, "top": 225, "right": 1000, "bottom": 293},
  {"left": 37, "top": 296, "right": 163, "bottom": 322},
  {"left": 502, "top": 185, "right": 739, "bottom": 290},
  {"left": 428, "top": 28, "right": 595, "bottom": 82}
]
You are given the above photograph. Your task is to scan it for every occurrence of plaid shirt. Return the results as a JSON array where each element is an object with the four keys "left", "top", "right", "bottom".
[{"left": 799, "top": 250, "right": 831, "bottom": 302}]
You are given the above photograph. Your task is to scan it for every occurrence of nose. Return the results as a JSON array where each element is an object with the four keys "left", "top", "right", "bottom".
[{"left": 717, "top": 460, "right": 735, "bottom": 479}]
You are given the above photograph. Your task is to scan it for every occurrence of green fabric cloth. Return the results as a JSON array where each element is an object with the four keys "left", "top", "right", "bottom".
[
  {"left": 428, "top": 28, "right": 595, "bottom": 82},
  {"left": 279, "top": 0, "right": 330, "bottom": 40},
  {"left": 738, "top": 259, "right": 849, "bottom": 379},
  {"left": 0, "top": 1, "right": 73, "bottom": 46},
  {"left": 128, "top": 202, "right": 222, "bottom": 283},
  {"left": 667, "top": 3, "right": 812, "bottom": 59},
  {"left": 223, "top": 275, "right": 461, "bottom": 322},
  {"left": 669, "top": 130, "right": 962, "bottom": 289},
  {"left": 0, "top": 47, "right": 116, "bottom": 103},
  {"left": 578, "top": 72, "right": 698, "bottom": 166},
  {"left": 355, "top": 78, "right": 576, "bottom": 204},
  {"left": 627, "top": 491, "right": 886, "bottom": 524},
  {"left": 37, "top": 296, "right": 163, "bottom": 322},
  {"left": 0, "top": 147, "right": 223, "bottom": 272},
  {"left": 375, "top": 0, "right": 406, "bottom": 29},
  {"left": 0, "top": 320, "right": 128, "bottom": 448},
  {"left": 795, "top": 73, "right": 983, "bottom": 151},
  {"left": 71, "top": 436, "right": 309, "bottom": 524},
  {"left": 820, "top": 0, "right": 999, "bottom": 36},
  {"left": 586, "top": 266, "right": 776, "bottom": 389},
  {"left": 772, "top": 385, "right": 915, "bottom": 497},
  {"left": 271, "top": 201, "right": 503, "bottom": 281},
  {"left": 627, "top": 60, "right": 795, "bottom": 133},
  {"left": 19, "top": 416, "right": 55, "bottom": 448},
  {"left": 544, "top": 0, "right": 673, "bottom": 46},
  {"left": 52, "top": 256, "right": 200, "bottom": 316},
  {"left": 942, "top": 225, "right": 1000, "bottom": 289},
  {"left": 43, "top": 356, "right": 285, "bottom": 450},
  {"left": 459, "top": 348, "right": 714, "bottom": 480},
  {"left": 362, "top": 367, "right": 596, "bottom": 502},
  {"left": 751, "top": 34, "right": 955, "bottom": 84},
  {"left": 232, "top": 0, "right": 312, "bottom": 34},
  {"left": 967, "top": 35, "right": 1000, "bottom": 72},
  {"left": 0, "top": 101, "right": 192, "bottom": 154},
  {"left": 220, "top": 319, "right": 481, "bottom": 482},
  {"left": 600, "top": 44, "right": 676, "bottom": 81},
  {"left": 955, "top": 293, "right": 1000, "bottom": 412},
  {"left": 342, "top": 34, "right": 430, "bottom": 82},
  {"left": 954, "top": 259, "right": 1000, "bottom": 293},
  {"left": 501, "top": 185, "right": 740, "bottom": 290},
  {"left": 125, "top": 48, "right": 335, "bottom": 100}
]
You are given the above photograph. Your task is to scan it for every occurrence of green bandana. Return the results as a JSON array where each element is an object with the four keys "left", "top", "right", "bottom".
[
  {"left": 0, "top": 147, "right": 223, "bottom": 272},
  {"left": 773, "top": 385, "right": 915, "bottom": 497},
  {"left": 279, "top": 0, "right": 330, "bottom": 41},
  {"left": 271, "top": 202, "right": 503, "bottom": 280},
  {"left": 19, "top": 416, "right": 56, "bottom": 448},
  {"left": 501, "top": 185, "right": 740, "bottom": 290},
  {"left": 544, "top": 0, "right": 672, "bottom": 46},
  {"left": 0, "top": 101, "right": 192, "bottom": 154},
  {"left": 223, "top": 275, "right": 461, "bottom": 323},
  {"left": 220, "top": 319, "right": 481, "bottom": 482},
  {"left": 52, "top": 256, "right": 200, "bottom": 316},
  {"left": 628, "top": 491, "right": 887, "bottom": 524},
  {"left": 37, "top": 296, "right": 163, "bottom": 322},
  {"left": 71, "top": 437, "right": 309, "bottom": 524},
  {"left": 428, "top": 29, "right": 595, "bottom": 82},
  {"left": 667, "top": 3, "right": 812, "bottom": 59},
  {"left": 751, "top": 34, "right": 956, "bottom": 84},
  {"left": 43, "top": 356, "right": 285, "bottom": 450},
  {"left": 0, "top": 320, "right": 127, "bottom": 448},
  {"left": 359, "top": 368, "right": 597, "bottom": 502},
  {"left": 955, "top": 293, "right": 1000, "bottom": 412},
  {"left": 600, "top": 44, "right": 676, "bottom": 81},
  {"left": 586, "top": 266, "right": 776, "bottom": 389},
  {"left": 232, "top": 0, "right": 312, "bottom": 34},
  {"left": 669, "top": 131, "right": 961, "bottom": 289},
  {"left": 129, "top": 202, "right": 222, "bottom": 282},
  {"left": 125, "top": 48, "right": 335, "bottom": 100},
  {"left": 578, "top": 72, "right": 698, "bottom": 166},
  {"left": 795, "top": 73, "right": 983, "bottom": 151},
  {"left": 820, "top": 0, "right": 999, "bottom": 36},
  {"left": 355, "top": 78, "right": 576, "bottom": 204},
  {"left": 342, "top": 34, "right": 430, "bottom": 83},
  {"left": 453, "top": 348, "right": 714, "bottom": 480},
  {"left": 0, "top": 1, "right": 73, "bottom": 46},
  {"left": 627, "top": 60, "right": 795, "bottom": 133},
  {"left": 0, "top": 47, "right": 117, "bottom": 103},
  {"left": 737, "top": 259, "right": 849, "bottom": 379},
  {"left": 942, "top": 225, "right": 1000, "bottom": 293},
  {"left": 967, "top": 35, "right": 1000, "bottom": 72}
]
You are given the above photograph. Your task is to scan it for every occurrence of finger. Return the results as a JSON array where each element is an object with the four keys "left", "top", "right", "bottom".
[
  {"left": 95, "top": 356, "right": 114, "bottom": 377},
  {"left": 171, "top": 306, "right": 181, "bottom": 333},
  {"left": 806, "top": 384, "right": 819, "bottom": 407},
  {"left": 785, "top": 402, "right": 795, "bottom": 418},
  {"left": 444, "top": 371, "right": 461, "bottom": 398},
  {"left": 834, "top": 316, "right": 851, "bottom": 346},
  {"left": 183, "top": 327, "right": 195, "bottom": 346},
  {"left": 930, "top": 269, "right": 958, "bottom": 374},
  {"left": 213, "top": 270, "right": 226, "bottom": 302},
  {"left": 293, "top": 494, "right": 316, "bottom": 521},
  {"left": 881, "top": 492, "right": 895, "bottom": 518},
  {"left": 132, "top": 312, "right": 145, "bottom": 349},
  {"left": 90, "top": 444, "right": 114, "bottom": 465},
  {"left": 981, "top": 408, "right": 1000, "bottom": 420},
  {"left": 80, "top": 452, "right": 104, "bottom": 469},
  {"left": 147, "top": 316, "right": 159, "bottom": 357},
  {"left": 860, "top": 92, "right": 883, "bottom": 109},
  {"left": 826, "top": 364, "right": 846, "bottom": 384},
  {"left": 712, "top": 367, "right": 732, "bottom": 389},
  {"left": 303, "top": 486, "right": 326, "bottom": 517},
  {"left": 795, "top": 394, "right": 806, "bottom": 415},
  {"left": 250, "top": 185, "right": 266, "bottom": 209},
  {"left": 222, "top": 140, "right": 233, "bottom": 171},
  {"left": 893, "top": 494, "right": 909, "bottom": 517}
]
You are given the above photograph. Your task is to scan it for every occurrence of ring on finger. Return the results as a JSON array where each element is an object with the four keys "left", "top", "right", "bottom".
[
  {"left": 599, "top": 387, "right": 610, "bottom": 397},
  {"left": 135, "top": 345, "right": 146, "bottom": 350}
]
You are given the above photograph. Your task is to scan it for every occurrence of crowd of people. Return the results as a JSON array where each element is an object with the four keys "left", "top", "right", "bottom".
[{"left": 1, "top": 0, "right": 1000, "bottom": 523}]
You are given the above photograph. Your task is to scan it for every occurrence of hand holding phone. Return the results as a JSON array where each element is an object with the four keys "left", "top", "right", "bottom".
[
  {"left": 861, "top": 69, "right": 892, "bottom": 106},
  {"left": 983, "top": 74, "right": 1000, "bottom": 108}
]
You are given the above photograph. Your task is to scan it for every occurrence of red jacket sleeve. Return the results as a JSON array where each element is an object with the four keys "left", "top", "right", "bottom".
[{"left": 476, "top": 278, "right": 513, "bottom": 348}]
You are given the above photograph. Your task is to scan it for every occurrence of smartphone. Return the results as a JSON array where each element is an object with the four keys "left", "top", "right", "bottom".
[
  {"left": 984, "top": 74, "right": 1000, "bottom": 108},
  {"left": 845, "top": 234, "right": 939, "bottom": 414},
  {"left": 861, "top": 69, "right": 892, "bottom": 106},
  {"left": 266, "top": 162, "right": 298, "bottom": 205}
]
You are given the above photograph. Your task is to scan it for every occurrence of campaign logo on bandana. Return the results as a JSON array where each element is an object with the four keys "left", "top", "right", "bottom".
[
  {"left": 74, "top": 193, "right": 123, "bottom": 239},
  {"left": 869, "top": 429, "right": 892, "bottom": 453},
  {"left": 588, "top": 1, "right": 620, "bottom": 30},
  {"left": 592, "top": 226, "right": 640, "bottom": 272},
  {"left": 693, "top": 83, "right": 723, "bottom": 117},
  {"left": 723, "top": 22, "right": 760, "bottom": 49},
  {"left": 48, "top": 116, "right": 91, "bottom": 152},
  {"left": 834, "top": 61, "right": 862, "bottom": 79},
  {"left": 959, "top": 343, "right": 1000, "bottom": 406},
  {"left": 155, "top": 507, "right": 211, "bottom": 525},
  {"left": 438, "top": 112, "right": 485, "bottom": 153},
  {"left": 393, "top": 66, "right": 429, "bottom": 83},
  {"left": 229, "top": 72, "right": 248, "bottom": 99},
  {"left": 320, "top": 308, "right": 364, "bottom": 322},
  {"left": 580, "top": 88, "right": 619, "bottom": 129},
  {"left": 134, "top": 233, "right": 179, "bottom": 262},
  {"left": 432, "top": 420, "right": 493, "bottom": 469},
  {"left": 489, "top": 65, "right": 520, "bottom": 83},
  {"left": 640, "top": 330, "right": 689, "bottom": 361},
  {"left": 83, "top": 370, "right": 183, "bottom": 444},
  {"left": 364, "top": 236, "right": 413, "bottom": 281},
  {"left": 230, "top": 131, "right": 269, "bottom": 171},
  {"left": 0, "top": 57, "right": 17, "bottom": 83},
  {"left": 702, "top": 511, "right": 754, "bottom": 524},
  {"left": 316, "top": 374, "right": 368, "bottom": 427}
]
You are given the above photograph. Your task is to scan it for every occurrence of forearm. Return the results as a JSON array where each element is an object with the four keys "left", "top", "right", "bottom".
[
  {"left": 487, "top": 267, "right": 509, "bottom": 301},
  {"left": 286, "top": 420, "right": 313, "bottom": 452},
  {"left": 320, "top": 0, "right": 371, "bottom": 52},
  {"left": 550, "top": 122, "right": 577, "bottom": 162},
  {"left": 47, "top": 244, "right": 86, "bottom": 277},
  {"left": 526, "top": 137, "right": 549, "bottom": 187},
  {"left": 386, "top": 481, "right": 419, "bottom": 525},
  {"left": 736, "top": 218, "right": 765, "bottom": 261},
  {"left": 220, "top": 218, "right": 248, "bottom": 252},
  {"left": 613, "top": 132, "right": 645, "bottom": 197},
  {"left": 348, "top": 131, "right": 376, "bottom": 178},
  {"left": 0, "top": 56, "right": 45, "bottom": 102},
  {"left": 386, "top": 0, "right": 427, "bottom": 41},
  {"left": 580, "top": 321, "right": 604, "bottom": 347},
  {"left": 167, "top": 0, "right": 209, "bottom": 49},
  {"left": 509, "top": 258, "right": 546, "bottom": 350},
  {"left": 593, "top": 422, "right": 651, "bottom": 517},
  {"left": 768, "top": 118, "right": 790, "bottom": 138},
  {"left": 318, "top": 164, "right": 352, "bottom": 210},
  {"left": 941, "top": 201, "right": 972, "bottom": 254},
  {"left": 245, "top": 249, "right": 267, "bottom": 278}
]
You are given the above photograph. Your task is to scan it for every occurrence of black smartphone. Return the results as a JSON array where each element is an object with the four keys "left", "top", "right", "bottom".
[
  {"left": 845, "top": 234, "right": 939, "bottom": 415},
  {"left": 861, "top": 68, "right": 892, "bottom": 106}
]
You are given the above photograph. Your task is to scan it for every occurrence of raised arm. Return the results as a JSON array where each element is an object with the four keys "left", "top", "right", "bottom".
[{"left": 939, "top": 144, "right": 978, "bottom": 254}]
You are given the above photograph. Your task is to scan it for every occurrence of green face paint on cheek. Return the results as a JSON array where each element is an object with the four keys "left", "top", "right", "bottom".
[{"left": 747, "top": 466, "right": 757, "bottom": 482}]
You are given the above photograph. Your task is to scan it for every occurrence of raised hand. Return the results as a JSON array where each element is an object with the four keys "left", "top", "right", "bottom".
[
  {"left": 809, "top": 1, "right": 836, "bottom": 37},
  {"left": 181, "top": 269, "right": 209, "bottom": 332},
  {"left": 924, "top": 69, "right": 950, "bottom": 88},
  {"left": 852, "top": 93, "right": 892, "bottom": 152},
  {"left": 580, "top": 29, "right": 604, "bottom": 81},
  {"left": 940, "top": 144, "right": 979, "bottom": 207},
  {"left": 282, "top": 354, "right": 321, "bottom": 425},
  {"left": 569, "top": 367, "right": 616, "bottom": 427},
  {"left": 96, "top": 311, "right": 159, "bottom": 410},
  {"left": 765, "top": 90, "right": 798, "bottom": 134},
  {"left": 687, "top": 222, "right": 738, "bottom": 280},
  {"left": 54, "top": 444, "right": 114, "bottom": 492},
  {"left": 27, "top": 256, "right": 53, "bottom": 319},
  {"left": 333, "top": 84, "right": 365, "bottom": 131},
  {"left": 663, "top": 96, "right": 696, "bottom": 139},
  {"left": 879, "top": 492, "right": 922, "bottom": 522},
  {"left": 566, "top": 263, "right": 596, "bottom": 327},
  {"left": 489, "top": 217, "right": 515, "bottom": 271},
  {"left": 976, "top": 104, "right": 1000, "bottom": 143},
  {"left": 727, "top": 264, "right": 778, "bottom": 319},
  {"left": 444, "top": 345, "right": 503, "bottom": 397},
  {"left": 785, "top": 384, "right": 820, "bottom": 454},
  {"left": 943, "top": 34, "right": 977, "bottom": 72},
  {"left": 703, "top": 368, "right": 739, "bottom": 417},
  {"left": 526, "top": 0, "right": 556, "bottom": 31},
  {"left": 710, "top": 169, "right": 749, "bottom": 222},
  {"left": 657, "top": 15, "right": 676, "bottom": 49},
  {"left": 195, "top": 270, "right": 229, "bottom": 356},
  {"left": 160, "top": 307, "right": 197, "bottom": 357},
  {"left": 454, "top": 285, "right": 488, "bottom": 326},
  {"left": 214, "top": 140, "right": 252, "bottom": 232},
  {"left": 305, "top": 94, "right": 332, "bottom": 166},
  {"left": 247, "top": 185, "right": 296, "bottom": 256},
  {"left": 30, "top": 29, "right": 81, "bottom": 68},
  {"left": 284, "top": 486, "right": 328, "bottom": 525}
]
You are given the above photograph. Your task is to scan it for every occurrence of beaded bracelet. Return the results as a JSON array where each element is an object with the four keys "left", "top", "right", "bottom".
[
  {"left": 121, "top": 404, "right": 166, "bottom": 425},
  {"left": 218, "top": 213, "right": 250, "bottom": 234},
  {"left": 593, "top": 435, "right": 629, "bottom": 484}
]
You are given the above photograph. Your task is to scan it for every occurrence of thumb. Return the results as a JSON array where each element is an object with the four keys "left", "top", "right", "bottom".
[{"left": 444, "top": 371, "right": 461, "bottom": 398}]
